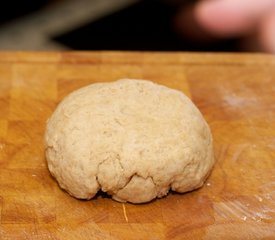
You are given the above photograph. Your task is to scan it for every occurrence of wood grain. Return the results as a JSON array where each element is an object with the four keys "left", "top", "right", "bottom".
[{"left": 0, "top": 51, "right": 275, "bottom": 239}]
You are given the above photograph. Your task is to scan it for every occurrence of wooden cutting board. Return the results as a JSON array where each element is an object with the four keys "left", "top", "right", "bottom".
[{"left": 0, "top": 51, "right": 275, "bottom": 239}]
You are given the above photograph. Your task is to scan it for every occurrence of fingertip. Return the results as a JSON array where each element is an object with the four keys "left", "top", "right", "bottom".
[
  {"left": 194, "top": 0, "right": 255, "bottom": 37},
  {"left": 259, "top": 11, "right": 275, "bottom": 53}
]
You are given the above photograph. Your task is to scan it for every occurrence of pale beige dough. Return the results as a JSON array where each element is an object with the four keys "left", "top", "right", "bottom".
[{"left": 45, "top": 79, "right": 215, "bottom": 203}]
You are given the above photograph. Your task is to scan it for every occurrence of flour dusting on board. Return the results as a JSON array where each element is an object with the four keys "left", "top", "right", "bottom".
[
  {"left": 223, "top": 94, "right": 259, "bottom": 108},
  {"left": 219, "top": 83, "right": 261, "bottom": 110},
  {"left": 204, "top": 221, "right": 275, "bottom": 239},
  {"left": 213, "top": 196, "right": 275, "bottom": 223},
  {"left": 213, "top": 176, "right": 275, "bottom": 223}
]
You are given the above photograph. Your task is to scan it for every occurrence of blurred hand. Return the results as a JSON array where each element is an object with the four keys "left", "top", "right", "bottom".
[{"left": 175, "top": 0, "right": 275, "bottom": 53}]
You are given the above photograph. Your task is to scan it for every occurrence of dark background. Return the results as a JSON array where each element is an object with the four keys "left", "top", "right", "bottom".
[{"left": 1, "top": 0, "right": 240, "bottom": 51}]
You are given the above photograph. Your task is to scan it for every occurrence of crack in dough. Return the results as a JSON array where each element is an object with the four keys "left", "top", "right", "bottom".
[{"left": 112, "top": 174, "right": 158, "bottom": 203}]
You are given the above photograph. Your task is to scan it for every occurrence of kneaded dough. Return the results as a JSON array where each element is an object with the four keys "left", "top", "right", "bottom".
[{"left": 45, "top": 79, "right": 215, "bottom": 203}]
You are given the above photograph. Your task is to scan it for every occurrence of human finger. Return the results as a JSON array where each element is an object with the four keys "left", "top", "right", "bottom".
[{"left": 195, "top": 0, "right": 275, "bottom": 37}]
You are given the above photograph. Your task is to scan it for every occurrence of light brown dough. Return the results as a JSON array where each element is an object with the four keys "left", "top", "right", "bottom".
[{"left": 45, "top": 79, "right": 215, "bottom": 203}]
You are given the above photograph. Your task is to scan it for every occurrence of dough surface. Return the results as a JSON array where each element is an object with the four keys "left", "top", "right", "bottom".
[{"left": 45, "top": 79, "right": 214, "bottom": 203}]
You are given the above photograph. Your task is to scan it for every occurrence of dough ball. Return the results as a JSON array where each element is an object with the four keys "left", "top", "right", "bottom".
[{"left": 45, "top": 79, "right": 214, "bottom": 203}]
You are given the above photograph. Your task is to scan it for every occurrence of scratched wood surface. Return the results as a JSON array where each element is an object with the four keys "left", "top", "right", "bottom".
[{"left": 0, "top": 51, "right": 275, "bottom": 239}]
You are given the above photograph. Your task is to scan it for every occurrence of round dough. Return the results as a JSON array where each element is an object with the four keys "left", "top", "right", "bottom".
[{"left": 45, "top": 79, "right": 214, "bottom": 203}]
